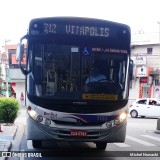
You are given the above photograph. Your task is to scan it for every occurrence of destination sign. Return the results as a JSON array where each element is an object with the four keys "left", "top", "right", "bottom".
[
  {"left": 31, "top": 22, "right": 110, "bottom": 38},
  {"left": 92, "top": 48, "right": 128, "bottom": 54},
  {"left": 82, "top": 94, "right": 118, "bottom": 100}
]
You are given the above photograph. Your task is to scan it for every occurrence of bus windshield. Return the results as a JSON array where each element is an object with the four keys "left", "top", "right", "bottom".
[{"left": 27, "top": 41, "right": 128, "bottom": 101}]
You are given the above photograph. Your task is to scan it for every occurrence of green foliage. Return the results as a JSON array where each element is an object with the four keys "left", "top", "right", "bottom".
[{"left": 0, "top": 97, "right": 20, "bottom": 123}]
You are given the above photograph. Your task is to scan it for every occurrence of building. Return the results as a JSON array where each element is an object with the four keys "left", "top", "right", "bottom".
[
  {"left": 130, "top": 32, "right": 160, "bottom": 101},
  {"left": 0, "top": 44, "right": 25, "bottom": 101}
]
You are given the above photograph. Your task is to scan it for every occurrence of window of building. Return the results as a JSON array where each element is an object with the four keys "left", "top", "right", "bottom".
[
  {"left": 155, "top": 79, "right": 160, "bottom": 86},
  {"left": 147, "top": 48, "right": 153, "bottom": 54}
]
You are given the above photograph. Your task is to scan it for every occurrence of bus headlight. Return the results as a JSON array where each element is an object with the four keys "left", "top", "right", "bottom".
[
  {"left": 106, "top": 121, "right": 113, "bottom": 128},
  {"left": 36, "top": 115, "right": 43, "bottom": 122},
  {"left": 28, "top": 107, "right": 54, "bottom": 126},
  {"left": 29, "top": 110, "right": 37, "bottom": 119},
  {"left": 45, "top": 119, "right": 52, "bottom": 126},
  {"left": 28, "top": 109, "right": 43, "bottom": 122},
  {"left": 114, "top": 112, "right": 127, "bottom": 125}
]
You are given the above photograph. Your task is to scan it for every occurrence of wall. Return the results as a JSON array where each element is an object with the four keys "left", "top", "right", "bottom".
[
  {"left": 129, "top": 43, "right": 160, "bottom": 102},
  {"left": 10, "top": 68, "right": 25, "bottom": 80},
  {"left": 131, "top": 44, "right": 160, "bottom": 68},
  {"left": 9, "top": 68, "right": 25, "bottom": 103},
  {"left": 128, "top": 79, "right": 139, "bottom": 106}
]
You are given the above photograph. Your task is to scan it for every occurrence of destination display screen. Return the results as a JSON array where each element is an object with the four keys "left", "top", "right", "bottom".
[
  {"left": 29, "top": 18, "right": 130, "bottom": 40},
  {"left": 30, "top": 22, "right": 110, "bottom": 38}
]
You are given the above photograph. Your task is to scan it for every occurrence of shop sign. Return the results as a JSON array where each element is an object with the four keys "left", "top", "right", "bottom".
[
  {"left": 140, "top": 77, "right": 148, "bottom": 83},
  {"left": 132, "top": 55, "right": 146, "bottom": 66},
  {"left": 136, "top": 66, "right": 147, "bottom": 77}
]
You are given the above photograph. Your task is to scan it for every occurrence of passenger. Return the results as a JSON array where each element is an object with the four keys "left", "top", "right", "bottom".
[{"left": 155, "top": 88, "right": 160, "bottom": 100}]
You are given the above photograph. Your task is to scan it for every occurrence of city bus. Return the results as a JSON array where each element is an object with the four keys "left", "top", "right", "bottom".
[{"left": 16, "top": 17, "right": 132, "bottom": 150}]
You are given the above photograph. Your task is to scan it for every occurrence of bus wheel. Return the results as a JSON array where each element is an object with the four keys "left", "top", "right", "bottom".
[
  {"left": 32, "top": 140, "right": 42, "bottom": 148},
  {"left": 96, "top": 142, "right": 107, "bottom": 150},
  {"left": 130, "top": 110, "right": 138, "bottom": 118}
]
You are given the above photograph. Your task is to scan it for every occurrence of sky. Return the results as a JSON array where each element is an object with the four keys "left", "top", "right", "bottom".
[{"left": 0, "top": 0, "right": 160, "bottom": 47}]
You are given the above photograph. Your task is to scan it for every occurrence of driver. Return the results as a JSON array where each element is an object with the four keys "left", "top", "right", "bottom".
[{"left": 85, "top": 66, "right": 106, "bottom": 84}]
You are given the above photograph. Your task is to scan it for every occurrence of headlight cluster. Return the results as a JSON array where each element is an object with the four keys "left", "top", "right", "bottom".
[
  {"left": 28, "top": 106, "right": 127, "bottom": 129},
  {"left": 28, "top": 107, "right": 54, "bottom": 127},
  {"left": 102, "top": 112, "right": 127, "bottom": 129}
]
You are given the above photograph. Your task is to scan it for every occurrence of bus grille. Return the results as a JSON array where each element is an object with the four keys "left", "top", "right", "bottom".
[{"left": 53, "top": 120, "right": 104, "bottom": 126}]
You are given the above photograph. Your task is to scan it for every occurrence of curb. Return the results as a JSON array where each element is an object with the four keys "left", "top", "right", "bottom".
[
  {"left": 3, "top": 142, "right": 12, "bottom": 151},
  {"left": 0, "top": 125, "right": 17, "bottom": 141},
  {"left": 155, "top": 130, "right": 160, "bottom": 134},
  {"left": 11, "top": 125, "right": 18, "bottom": 140},
  {"left": 155, "top": 118, "right": 160, "bottom": 134},
  {"left": 0, "top": 142, "right": 12, "bottom": 160},
  {"left": 1, "top": 141, "right": 12, "bottom": 151},
  {"left": 0, "top": 126, "right": 17, "bottom": 160}
]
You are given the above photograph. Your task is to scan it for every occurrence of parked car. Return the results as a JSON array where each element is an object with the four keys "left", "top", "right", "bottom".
[{"left": 129, "top": 98, "right": 160, "bottom": 118}]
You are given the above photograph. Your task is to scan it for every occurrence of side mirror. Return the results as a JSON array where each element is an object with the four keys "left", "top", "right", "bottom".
[
  {"left": 16, "top": 43, "right": 24, "bottom": 62},
  {"left": 16, "top": 35, "right": 28, "bottom": 75}
]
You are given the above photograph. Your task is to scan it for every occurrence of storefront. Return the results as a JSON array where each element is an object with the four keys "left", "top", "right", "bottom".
[
  {"left": 136, "top": 66, "right": 153, "bottom": 98},
  {"left": 150, "top": 70, "right": 160, "bottom": 100},
  {"left": 1, "top": 82, "right": 16, "bottom": 97}
]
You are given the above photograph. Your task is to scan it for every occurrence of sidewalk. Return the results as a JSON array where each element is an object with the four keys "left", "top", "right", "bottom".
[
  {"left": 0, "top": 124, "right": 17, "bottom": 160},
  {"left": 0, "top": 107, "right": 26, "bottom": 155},
  {"left": 0, "top": 124, "right": 17, "bottom": 151}
]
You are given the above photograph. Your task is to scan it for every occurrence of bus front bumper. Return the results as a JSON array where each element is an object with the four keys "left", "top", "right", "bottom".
[{"left": 27, "top": 116, "right": 127, "bottom": 143}]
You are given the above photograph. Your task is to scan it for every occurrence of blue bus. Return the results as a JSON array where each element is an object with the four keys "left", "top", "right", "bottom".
[{"left": 16, "top": 17, "right": 132, "bottom": 150}]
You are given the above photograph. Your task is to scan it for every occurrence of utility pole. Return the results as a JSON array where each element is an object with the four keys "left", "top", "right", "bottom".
[
  {"left": 157, "top": 21, "right": 160, "bottom": 43},
  {"left": 0, "top": 50, "right": 2, "bottom": 95},
  {"left": 5, "top": 39, "right": 10, "bottom": 97},
  {"left": 156, "top": 21, "right": 160, "bottom": 134}
]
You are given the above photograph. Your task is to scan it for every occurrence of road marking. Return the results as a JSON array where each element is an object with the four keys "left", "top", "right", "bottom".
[
  {"left": 27, "top": 140, "right": 34, "bottom": 149},
  {"left": 20, "top": 150, "right": 25, "bottom": 160},
  {"left": 113, "top": 143, "right": 130, "bottom": 147},
  {"left": 126, "top": 135, "right": 156, "bottom": 146},
  {"left": 141, "top": 135, "right": 160, "bottom": 141}
]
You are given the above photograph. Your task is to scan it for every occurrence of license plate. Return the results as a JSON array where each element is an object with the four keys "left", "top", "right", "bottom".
[{"left": 70, "top": 130, "right": 87, "bottom": 136}]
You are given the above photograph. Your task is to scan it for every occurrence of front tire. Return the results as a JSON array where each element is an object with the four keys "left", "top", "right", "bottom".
[
  {"left": 96, "top": 142, "right": 107, "bottom": 150},
  {"left": 130, "top": 110, "right": 138, "bottom": 118},
  {"left": 32, "top": 140, "right": 42, "bottom": 148}
]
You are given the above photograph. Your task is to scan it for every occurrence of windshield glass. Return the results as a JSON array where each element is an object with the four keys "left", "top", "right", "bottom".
[{"left": 27, "top": 43, "right": 128, "bottom": 101}]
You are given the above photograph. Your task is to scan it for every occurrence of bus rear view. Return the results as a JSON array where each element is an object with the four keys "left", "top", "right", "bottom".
[{"left": 16, "top": 17, "right": 131, "bottom": 150}]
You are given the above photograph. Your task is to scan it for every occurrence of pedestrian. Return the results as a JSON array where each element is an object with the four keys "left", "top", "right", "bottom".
[
  {"left": 155, "top": 88, "right": 160, "bottom": 100},
  {"left": 20, "top": 92, "right": 24, "bottom": 107}
]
